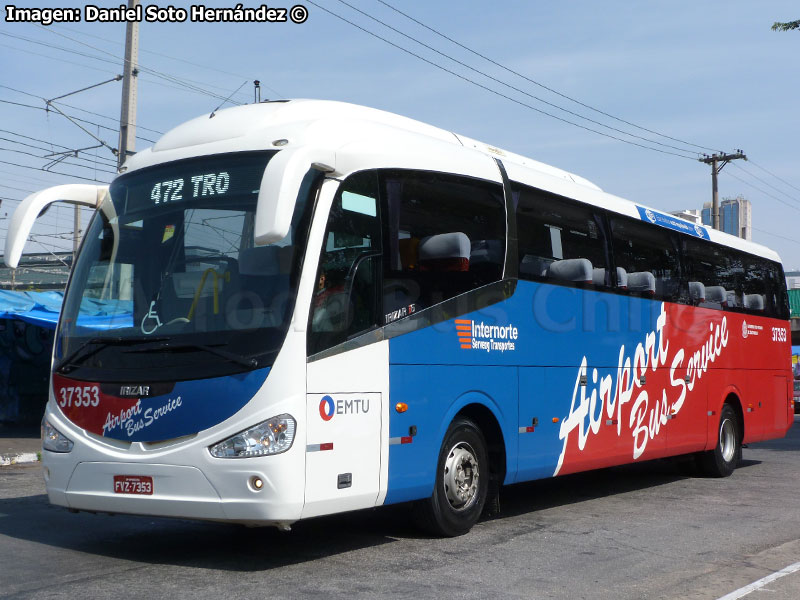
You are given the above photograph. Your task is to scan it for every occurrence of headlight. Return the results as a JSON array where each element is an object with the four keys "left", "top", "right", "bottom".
[
  {"left": 41, "top": 418, "right": 74, "bottom": 453},
  {"left": 209, "top": 414, "right": 296, "bottom": 458}
]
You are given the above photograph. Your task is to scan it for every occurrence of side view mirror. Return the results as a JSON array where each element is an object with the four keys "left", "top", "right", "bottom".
[
  {"left": 255, "top": 146, "right": 336, "bottom": 246},
  {"left": 4, "top": 184, "right": 108, "bottom": 268}
]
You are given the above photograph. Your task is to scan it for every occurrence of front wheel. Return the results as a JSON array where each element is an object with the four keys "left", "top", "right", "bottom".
[
  {"left": 698, "top": 404, "right": 741, "bottom": 477},
  {"left": 414, "top": 417, "right": 489, "bottom": 537}
]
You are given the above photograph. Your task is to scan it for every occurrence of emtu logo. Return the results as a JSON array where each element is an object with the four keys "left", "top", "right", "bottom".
[
  {"left": 319, "top": 395, "right": 335, "bottom": 421},
  {"left": 455, "top": 319, "right": 472, "bottom": 349}
]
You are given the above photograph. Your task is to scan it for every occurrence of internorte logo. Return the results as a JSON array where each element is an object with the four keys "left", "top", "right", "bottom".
[{"left": 455, "top": 319, "right": 518, "bottom": 353}]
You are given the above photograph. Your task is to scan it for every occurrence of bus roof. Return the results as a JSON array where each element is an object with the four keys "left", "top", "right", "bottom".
[{"left": 124, "top": 99, "right": 782, "bottom": 264}]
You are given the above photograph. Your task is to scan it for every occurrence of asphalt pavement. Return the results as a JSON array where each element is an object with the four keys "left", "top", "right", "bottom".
[
  {"left": 2, "top": 419, "right": 800, "bottom": 599},
  {"left": 0, "top": 425, "right": 40, "bottom": 466}
]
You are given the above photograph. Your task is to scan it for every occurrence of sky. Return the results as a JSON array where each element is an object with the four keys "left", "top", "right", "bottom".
[{"left": 1, "top": 0, "right": 799, "bottom": 269}]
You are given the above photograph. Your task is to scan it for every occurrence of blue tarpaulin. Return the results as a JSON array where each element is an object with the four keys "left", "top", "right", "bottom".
[{"left": 0, "top": 290, "right": 132, "bottom": 330}]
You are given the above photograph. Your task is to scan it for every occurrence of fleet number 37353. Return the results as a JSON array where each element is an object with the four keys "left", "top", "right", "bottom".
[{"left": 58, "top": 386, "right": 100, "bottom": 408}]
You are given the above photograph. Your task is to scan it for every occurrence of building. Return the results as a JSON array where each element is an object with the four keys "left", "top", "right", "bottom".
[
  {"left": 0, "top": 252, "right": 72, "bottom": 291},
  {"left": 701, "top": 195, "right": 752, "bottom": 240},
  {"left": 786, "top": 271, "right": 800, "bottom": 291},
  {"left": 790, "top": 288, "right": 800, "bottom": 349},
  {"left": 669, "top": 209, "right": 702, "bottom": 225}
]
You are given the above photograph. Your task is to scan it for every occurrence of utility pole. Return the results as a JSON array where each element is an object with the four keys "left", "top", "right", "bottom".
[
  {"left": 73, "top": 207, "right": 80, "bottom": 263},
  {"left": 698, "top": 151, "right": 746, "bottom": 231},
  {"left": 117, "top": 0, "right": 140, "bottom": 172}
]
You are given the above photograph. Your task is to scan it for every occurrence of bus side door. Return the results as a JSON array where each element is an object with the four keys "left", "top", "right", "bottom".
[
  {"left": 302, "top": 171, "right": 388, "bottom": 518},
  {"left": 304, "top": 342, "right": 388, "bottom": 518}
]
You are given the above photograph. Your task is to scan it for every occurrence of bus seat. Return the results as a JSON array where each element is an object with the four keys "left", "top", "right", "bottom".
[
  {"left": 616, "top": 267, "right": 628, "bottom": 289},
  {"left": 743, "top": 294, "right": 765, "bottom": 311},
  {"left": 592, "top": 267, "right": 610, "bottom": 287},
  {"left": 688, "top": 281, "right": 706, "bottom": 303},
  {"left": 704, "top": 286, "right": 726, "bottom": 305},
  {"left": 548, "top": 258, "right": 592, "bottom": 283},
  {"left": 520, "top": 255, "right": 551, "bottom": 278},
  {"left": 725, "top": 290, "right": 740, "bottom": 308},
  {"left": 418, "top": 232, "right": 470, "bottom": 272},
  {"left": 627, "top": 271, "right": 656, "bottom": 295}
]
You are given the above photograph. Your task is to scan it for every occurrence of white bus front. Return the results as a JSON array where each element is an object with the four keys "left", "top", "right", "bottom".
[{"left": 29, "top": 148, "right": 385, "bottom": 527}]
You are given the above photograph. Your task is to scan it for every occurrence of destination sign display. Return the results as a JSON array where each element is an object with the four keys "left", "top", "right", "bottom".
[{"left": 111, "top": 151, "right": 275, "bottom": 215}]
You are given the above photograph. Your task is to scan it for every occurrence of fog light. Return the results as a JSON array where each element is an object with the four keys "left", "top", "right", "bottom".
[{"left": 251, "top": 476, "right": 264, "bottom": 490}]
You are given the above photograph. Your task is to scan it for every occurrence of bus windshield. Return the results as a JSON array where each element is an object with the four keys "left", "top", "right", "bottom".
[{"left": 56, "top": 150, "right": 317, "bottom": 382}]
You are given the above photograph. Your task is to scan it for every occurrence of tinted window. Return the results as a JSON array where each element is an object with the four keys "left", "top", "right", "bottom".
[
  {"left": 381, "top": 170, "right": 505, "bottom": 323},
  {"left": 515, "top": 184, "right": 611, "bottom": 289},
  {"left": 308, "top": 171, "right": 382, "bottom": 355},
  {"left": 611, "top": 217, "right": 686, "bottom": 303}
]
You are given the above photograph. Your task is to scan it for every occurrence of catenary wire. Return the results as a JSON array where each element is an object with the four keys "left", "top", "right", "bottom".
[
  {"left": 730, "top": 162, "right": 800, "bottom": 208},
  {"left": 50, "top": 23, "right": 285, "bottom": 99},
  {"left": 32, "top": 27, "right": 252, "bottom": 105},
  {"left": 373, "top": 0, "right": 720, "bottom": 154},
  {"left": 305, "top": 0, "right": 698, "bottom": 160},
  {"left": 746, "top": 159, "right": 800, "bottom": 196},
  {"left": 333, "top": 0, "right": 704, "bottom": 156},
  {"left": 724, "top": 170, "right": 800, "bottom": 213}
]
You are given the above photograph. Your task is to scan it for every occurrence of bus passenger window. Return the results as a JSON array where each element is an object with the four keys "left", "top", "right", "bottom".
[
  {"left": 380, "top": 170, "right": 505, "bottom": 322},
  {"left": 308, "top": 171, "right": 382, "bottom": 355},
  {"left": 515, "top": 184, "right": 611, "bottom": 288},
  {"left": 610, "top": 217, "right": 685, "bottom": 303},
  {"left": 683, "top": 238, "right": 743, "bottom": 311}
]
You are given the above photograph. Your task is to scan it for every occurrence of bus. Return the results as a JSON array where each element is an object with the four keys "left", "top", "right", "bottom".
[{"left": 5, "top": 100, "right": 793, "bottom": 536}]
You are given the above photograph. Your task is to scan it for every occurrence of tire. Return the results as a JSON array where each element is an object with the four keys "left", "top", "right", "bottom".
[
  {"left": 698, "top": 404, "right": 741, "bottom": 477},
  {"left": 414, "top": 417, "right": 489, "bottom": 537}
]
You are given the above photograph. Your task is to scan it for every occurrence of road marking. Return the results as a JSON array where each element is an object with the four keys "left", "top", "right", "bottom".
[{"left": 717, "top": 562, "right": 800, "bottom": 600}]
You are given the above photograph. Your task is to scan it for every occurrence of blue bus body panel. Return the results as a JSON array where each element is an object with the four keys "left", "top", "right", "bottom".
[{"left": 384, "top": 280, "right": 665, "bottom": 504}]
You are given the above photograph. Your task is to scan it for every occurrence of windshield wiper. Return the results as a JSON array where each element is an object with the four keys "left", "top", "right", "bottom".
[
  {"left": 124, "top": 341, "right": 258, "bottom": 369},
  {"left": 55, "top": 336, "right": 169, "bottom": 374}
]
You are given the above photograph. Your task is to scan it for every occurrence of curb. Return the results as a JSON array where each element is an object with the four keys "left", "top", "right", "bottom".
[{"left": 0, "top": 453, "right": 39, "bottom": 466}]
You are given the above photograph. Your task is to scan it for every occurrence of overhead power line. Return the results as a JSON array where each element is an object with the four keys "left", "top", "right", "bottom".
[
  {"left": 333, "top": 0, "right": 705, "bottom": 156},
  {"left": 0, "top": 97, "right": 158, "bottom": 145},
  {"left": 305, "top": 0, "right": 698, "bottom": 160},
  {"left": 746, "top": 159, "right": 800, "bottom": 196},
  {"left": 50, "top": 23, "right": 284, "bottom": 99},
  {"left": 0, "top": 147, "right": 117, "bottom": 176},
  {"left": 724, "top": 169, "right": 800, "bottom": 214},
  {"left": 0, "top": 30, "right": 246, "bottom": 106},
  {"left": 0, "top": 159, "right": 112, "bottom": 183},
  {"left": 31, "top": 27, "right": 250, "bottom": 106},
  {"left": 373, "top": 0, "right": 719, "bottom": 154}
]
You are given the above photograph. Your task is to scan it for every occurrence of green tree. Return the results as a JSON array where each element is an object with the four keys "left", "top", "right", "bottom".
[{"left": 772, "top": 20, "right": 800, "bottom": 31}]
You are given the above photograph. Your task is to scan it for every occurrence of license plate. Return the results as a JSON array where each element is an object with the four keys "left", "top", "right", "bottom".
[{"left": 113, "top": 475, "right": 153, "bottom": 495}]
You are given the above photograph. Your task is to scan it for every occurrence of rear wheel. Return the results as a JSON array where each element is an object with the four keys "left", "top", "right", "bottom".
[
  {"left": 698, "top": 404, "right": 740, "bottom": 477},
  {"left": 414, "top": 417, "right": 489, "bottom": 537}
]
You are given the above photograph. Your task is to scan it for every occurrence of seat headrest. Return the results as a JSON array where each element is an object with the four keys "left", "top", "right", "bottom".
[
  {"left": 548, "top": 258, "right": 593, "bottom": 283},
  {"left": 743, "top": 294, "right": 765, "bottom": 310},
  {"left": 704, "top": 285, "right": 726, "bottom": 303},
  {"left": 616, "top": 267, "right": 628, "bottom": 289},
  {"left": 627, "top": 271, "right": 656, "bottom": 294},
  {"left": 688, "top": 281, "right": 705, "bottom": 302},
  {"left": 419, "top": 232, "right": 470, "bottom": 261}
]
